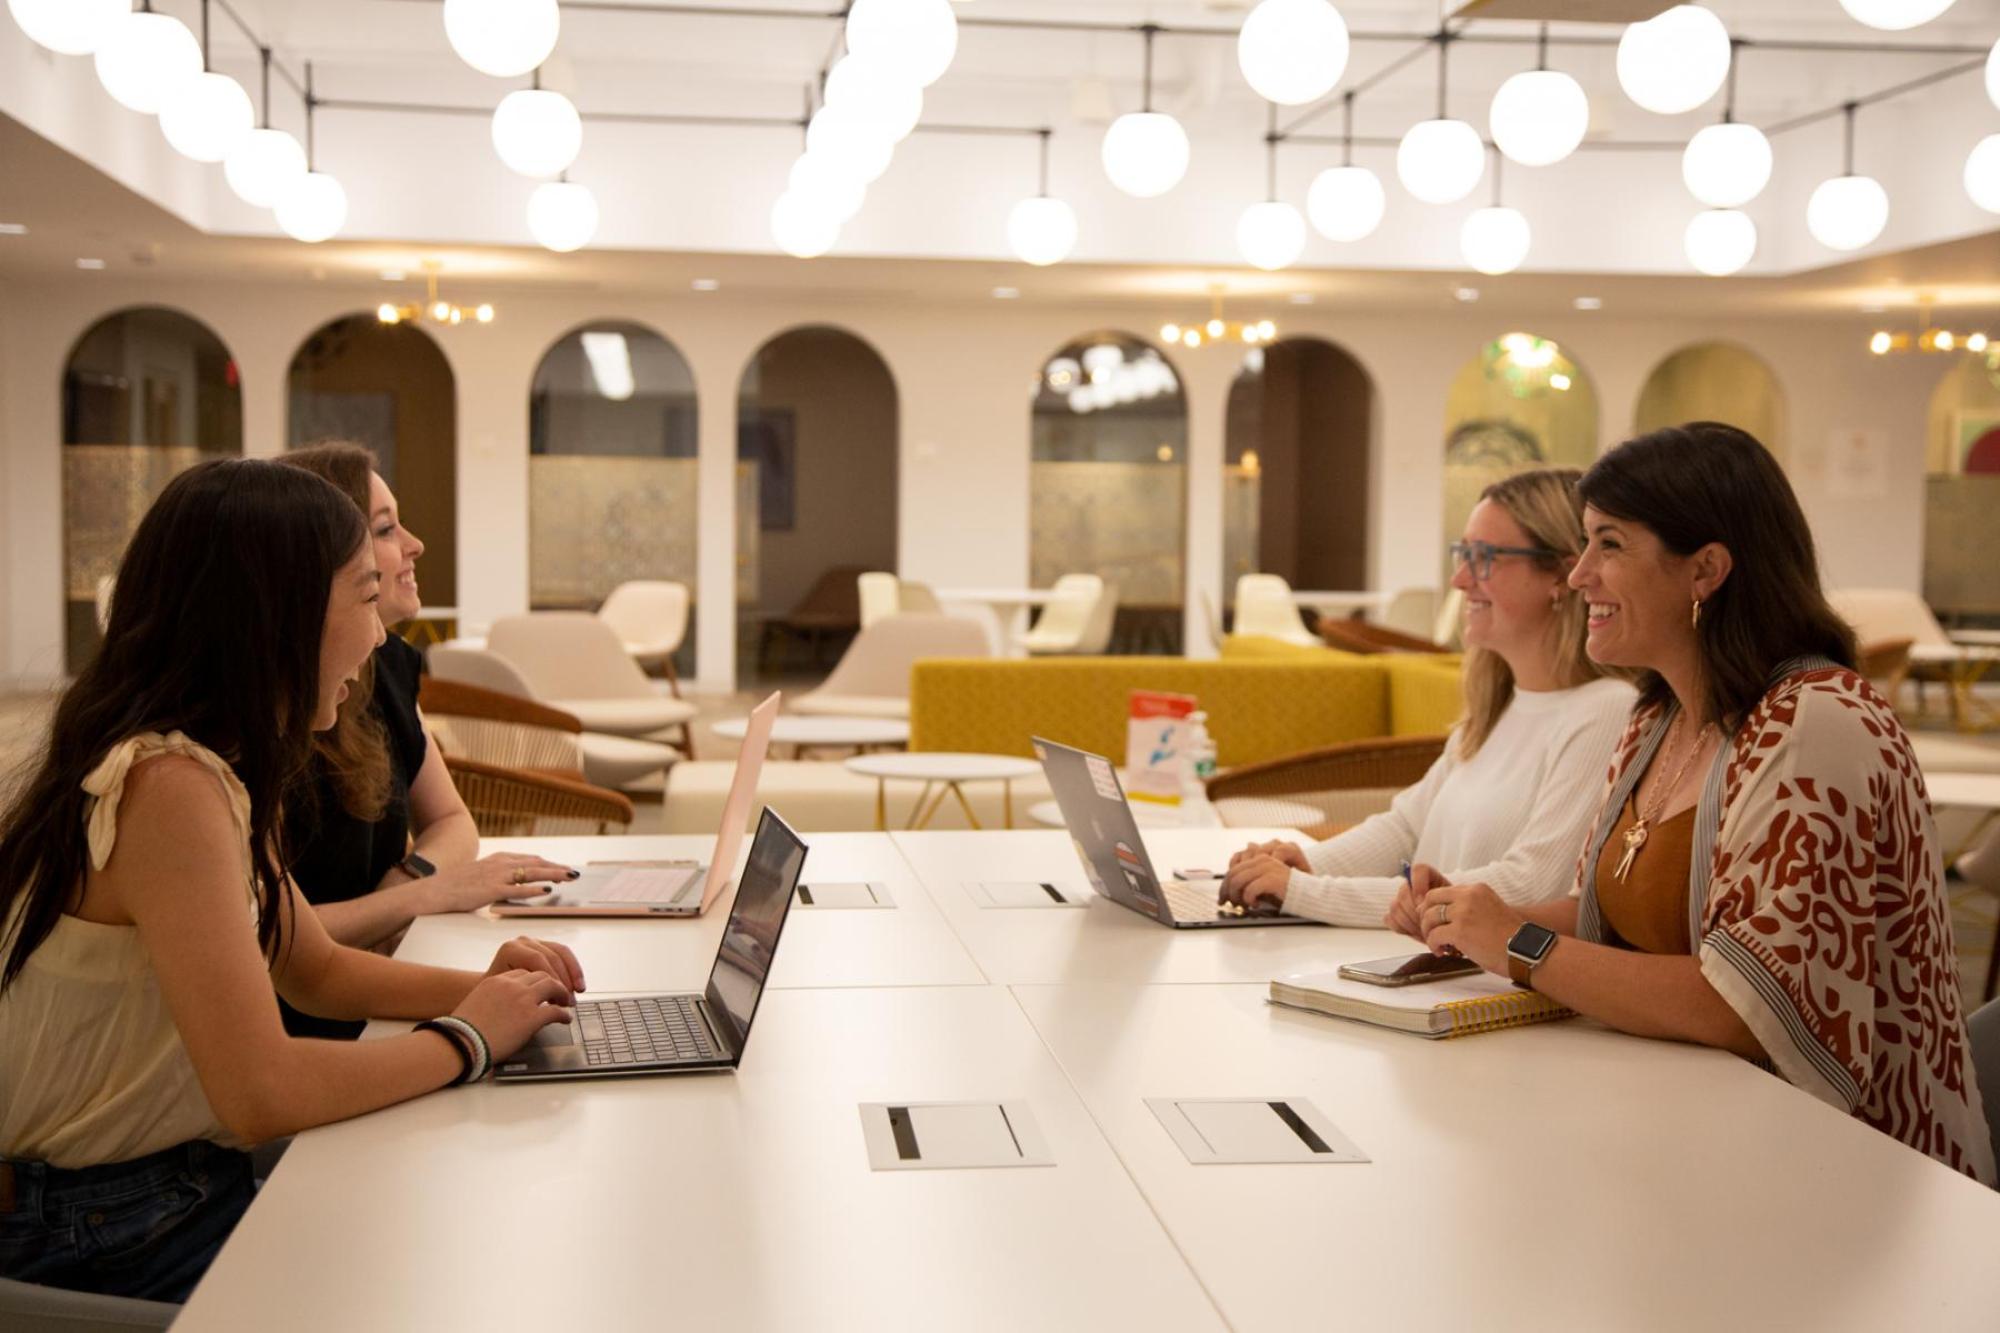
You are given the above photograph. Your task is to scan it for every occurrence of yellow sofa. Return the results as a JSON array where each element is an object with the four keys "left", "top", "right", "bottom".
[{"left": 909, "top": 651, "right": 1462, "bottom": 766}]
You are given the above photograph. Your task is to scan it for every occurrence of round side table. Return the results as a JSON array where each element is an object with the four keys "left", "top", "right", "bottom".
[
  {"left": 843, "top": 752, "right": 1041, "bottom": 830},
  {"left": 713, "top": 714, "right": 910, "bottom": 759}
]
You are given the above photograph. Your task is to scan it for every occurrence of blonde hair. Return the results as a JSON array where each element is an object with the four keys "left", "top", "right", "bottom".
[{"left": 1456, "top": 467, "right": 1606, "bottom": 759}]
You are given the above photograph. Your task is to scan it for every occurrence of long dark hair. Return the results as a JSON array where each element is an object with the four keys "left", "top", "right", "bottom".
[
  {"left": 279, "top": 442, "right": 392, "bottom": 822},
  {"left": 1578, "top": 421, "right": 1856, "bottom": 725},
  {"left": 0, "top": 458, "right": 367, "bottom": 991}
]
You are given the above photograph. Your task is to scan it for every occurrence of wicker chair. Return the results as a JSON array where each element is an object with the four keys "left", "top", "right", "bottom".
[
  {"left": 1857, "top": 637, "right": 1914, "bottom": 708},
  {"left": 1318, "top": 619, "right": 1453, "bottom": 655},
  {"left": 419, "top": 677, "right": 586, "bottom": 775},
  {"left": 444, "top": 755, "right": 635, "bottom": 837},
  {"left": 1204, "top": 733, "right": 1449, "bottom": 836}
]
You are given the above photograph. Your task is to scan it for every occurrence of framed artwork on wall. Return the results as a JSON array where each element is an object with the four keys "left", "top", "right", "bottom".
[{"left": 1951, "top": 410, "right": 2000, "bottom": 475}]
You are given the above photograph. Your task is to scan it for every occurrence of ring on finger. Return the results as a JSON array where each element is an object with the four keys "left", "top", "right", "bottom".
[{"left": 1436, "top": 902, "right": 1450, "bottom": 925}]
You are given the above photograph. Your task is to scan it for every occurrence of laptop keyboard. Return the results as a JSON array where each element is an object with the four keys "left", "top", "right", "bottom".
[
  {"left": 587, "top": 867, "right": 699, "bottom": 903},
  {"left": 578, "top": 995, "right": 719, "bottom": 1066},
  {"left": 1161, "top": 878, "right": 1226, "bottom": 922}
]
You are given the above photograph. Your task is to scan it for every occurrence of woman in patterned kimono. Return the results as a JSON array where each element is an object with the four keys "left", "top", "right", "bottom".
[{"left": 1405, "top": 422, "right": 1994, "bottom": 1183}]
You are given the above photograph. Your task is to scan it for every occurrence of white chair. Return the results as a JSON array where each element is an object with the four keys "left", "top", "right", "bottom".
[
  {"left": 898, "top": 580, "right": 943, "bottom": 615},
  {"left": 597, "top": 581, "right": 689, "bottom": 692},
  {"left": 793, "top": 612, "right": 992, "bottom": 719},
  {"left": 1829, "top": 588, "right": 2000, "bottom": 730},
  {"left": 858, "top": 571, "right": 900, "bottom": 629},
  {"left": 486, "top": 613, "right": 699, "bottom": 759},
  {"left": 1020, "top": 574, "right": 1117, "bottom": 656},
  {"left": 1376, "top": 587, "right": 1439, "bottom": 640},
  {"left": 1432, "top": 587, "right": 1466, "bottom": 650},
  {"left": 427, "top": 644, "right": 680, "bottom": 787},
  {"left": 1232, "top": 574, "right": 1321, "bottom": 648}
]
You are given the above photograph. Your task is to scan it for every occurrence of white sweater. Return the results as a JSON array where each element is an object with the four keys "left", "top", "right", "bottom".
[{"left": 1284, "top": 676, "right": 1636, "bottom": 927}]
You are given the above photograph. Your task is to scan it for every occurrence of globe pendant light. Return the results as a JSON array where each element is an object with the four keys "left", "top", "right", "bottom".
[
  {"left": 492, "top": 86, "right": 582, "bottom": 178},
  {"left": 225, "top": 127, "right": 308, "bottom": 207},
  {"left": 1009, "top": 196, "right": 1078, "bottom": 266},
  {"left": 844, "top": 0, "right": 958, "bottom": 90},
  {"left": 1102, "top": 30, "right": 1190, "bottom": 198},
  {"left": 1987, "top": 38, "right": 2000, "bottom": 113},
  {"left": 275, "top": 171, "right": 348, "bottom": 244},
  {"left": 1807, "top": 105, "right": 1887, "bottom": 252},
  {"left": 788, "top": 154, "right": 865, "bottom": 225},
  {"left": 1617, "top": 6, "right": 1731, "bottom": 116},
  {"left": 1461, "top": 206, "right": 1529, "bottom": 275},
  {"left": 1307, "top": 165, "right": 1384, "bottom": 241},
  {"left": 7, "top": 0, "right": 128, "bottom": 56},
  {"left": 1684, "top": 209, "right": 1755, "bottom": 275},
  {"left": 1008, "top": 130, "right": 1077, "bottom": 266},
  {"left": 824, "top": 53, "right": 923, "bottom": 143},
  {"left": 1838, "top": 0, "right": 1955, "bottom": 31},
  {"left": 94, "top": 10, "right": 203, "bottom": 115},
  {"left": 160, "top": 71, "right": 255, "bottom": 163},
  {"left": 1682, "top": 121, "right": 1771, "bottom": 207},
  {"left": 528, "top": 179, "right": 599, "bottom": 252},
  {"left": 1238, "top": 201, "right": 1307, "bottom": 271},
  {"left": 771, "top": 191, "right": 839, "bottom": 258},
  {"left": 444, "top": 0, "right": 560, "bottom": 78},
  {"left": 1398, "top": 36, "right": 1483, "bottom": 204},
  {"left": 1489, "top": 33, "right": 1588, "bottom": 169},
  {"left": 1964, "top": 134, "right": 2000, "bottom": 214},
  {"left": 1236, "top": 0, "right": 1350, "bottom": 108},
  {"left": 806, "top": 105, "right": 894, "bottom": 185}
]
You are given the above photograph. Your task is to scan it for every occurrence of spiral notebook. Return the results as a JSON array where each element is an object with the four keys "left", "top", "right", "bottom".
[{"left": 1269, "top": 968, "right": 1572, "bottom": 1040}]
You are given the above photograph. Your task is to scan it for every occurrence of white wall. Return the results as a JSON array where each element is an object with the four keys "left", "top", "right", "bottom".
[{"left": 0, "top": 267, "right": 1945, "bottom": 690}]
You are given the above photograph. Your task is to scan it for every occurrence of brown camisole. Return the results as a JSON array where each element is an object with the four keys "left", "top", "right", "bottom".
[{"left": 1592, "top": 789, "right": 1696, "bottom": 955}]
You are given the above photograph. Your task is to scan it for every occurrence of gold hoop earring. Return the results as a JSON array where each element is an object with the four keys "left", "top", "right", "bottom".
[{"left": 1691, "top": 598, "right": 1703, "bottom": 630}]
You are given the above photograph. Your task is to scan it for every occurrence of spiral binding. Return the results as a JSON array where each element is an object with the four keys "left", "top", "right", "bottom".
[{"left": 1438, "top": 991, "right": 1572, "bottom": 1039}]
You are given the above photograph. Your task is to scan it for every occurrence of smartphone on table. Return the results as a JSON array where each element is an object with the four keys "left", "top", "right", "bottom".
[{"left": 1336, "top": 952, "right": 1483, "bottom": 987}]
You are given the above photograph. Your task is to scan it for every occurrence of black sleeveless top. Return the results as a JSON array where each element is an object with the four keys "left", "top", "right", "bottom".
[{"left": 281, "top": 635, "right": 428, "bottom": 1039}]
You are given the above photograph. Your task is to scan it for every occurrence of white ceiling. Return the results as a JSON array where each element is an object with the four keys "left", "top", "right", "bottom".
[{"left": 3, "top": 0, "right": 1999, "bottom": 280}]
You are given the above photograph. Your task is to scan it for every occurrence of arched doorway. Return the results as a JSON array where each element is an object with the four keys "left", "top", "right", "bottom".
[
  {"left": 1634, "top": 341, "right": 1786, "bottom": 462},
  {"left": 737, "top": 326, "right": 898, "bottom": 680},
  {"left": 61, "top": 306, "right": 243, "bottom": 671},
  {"left": 1442, "top": 332, "right": 1598, "bottom": 583},
  {"left": 1224, "top": 337, "right": 1373, "bottom": 624},
  {"left": 1031, "top": 331, "right": 1187, "bottom": 653},
  {"left": 287, "top": 314, "right": 458, "bottom": 613},
  {"left": 528, "top": 321, "right": 700, "bottom": 672},
  {"left": 1923, "top": 355, "right": 2000, "bottom": 621}
]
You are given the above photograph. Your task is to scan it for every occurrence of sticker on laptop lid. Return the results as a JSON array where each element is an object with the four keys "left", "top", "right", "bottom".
[{"left": 1085, "top": 754, "right": 1122, "bottom": 803}]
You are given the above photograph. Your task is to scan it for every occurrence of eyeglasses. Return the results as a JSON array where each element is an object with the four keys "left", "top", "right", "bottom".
[{"left": 1448, "top": 540, "right": 1560, "bottom": 581}]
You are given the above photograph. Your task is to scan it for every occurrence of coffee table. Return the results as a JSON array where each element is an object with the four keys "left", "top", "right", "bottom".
[
  {"left": 712, "top": 714, "right": 910, "bottom": 759},
  {"left": 844, "top": 752, "right": 1041, "bottom": 830}
]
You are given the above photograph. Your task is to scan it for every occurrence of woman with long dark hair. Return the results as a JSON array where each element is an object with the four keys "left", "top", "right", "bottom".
[
  {"left": 0, "top": 460, "right": 585, "bottom": 1300},
  {"left": 1412, "top": 423, "right": 1992, "bottom": 1182}
]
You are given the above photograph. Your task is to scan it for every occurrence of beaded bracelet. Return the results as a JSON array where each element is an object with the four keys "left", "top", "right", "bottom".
[
  {"left": 415, "top": 1019, "right": 476, "bottom": 1086},
  {"left": 431, "top": 1014, "right": 492, "bottom": 1084}
]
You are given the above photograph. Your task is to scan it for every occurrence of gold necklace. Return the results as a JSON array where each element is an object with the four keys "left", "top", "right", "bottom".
[{"left": 1614, "top": 713, "right": 1712, "bottom": 882}]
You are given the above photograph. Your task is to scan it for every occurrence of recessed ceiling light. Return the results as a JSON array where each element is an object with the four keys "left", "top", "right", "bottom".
[
  {"left": 1454, "top": 286, "right": 1480, "bottom": 303},
  {"left": 0, "top": 223, "right": 26, "bottom": 236},
  {"left": 380, "top": 268, "right": 406, "bottom": 282},
  {"left": 992, "top": 286, "right": 1020, "bottom": 300},
  {"left": 691, "top": 278, "right": 720, "bottom": 292},
  {"left": 1289, "top": 292, "right": 1315, "bottom": 305},
  {"left": 75, "top": 257, "right": 106, "bottom": 270},
  {"left": 1573, "top": 296, "right": 1603, "bottom": 311}
]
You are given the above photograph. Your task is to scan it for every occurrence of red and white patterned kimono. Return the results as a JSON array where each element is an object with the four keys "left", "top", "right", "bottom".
[{"left": 1574, "top": 663, "right": 1996, "bottom": 1185}]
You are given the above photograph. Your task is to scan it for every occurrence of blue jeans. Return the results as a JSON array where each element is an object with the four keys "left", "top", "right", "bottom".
[{"left": 0, "top": 1139, "right": 254, "bottom": 1304}]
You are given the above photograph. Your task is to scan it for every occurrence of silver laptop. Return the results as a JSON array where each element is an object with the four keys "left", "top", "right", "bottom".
[
  {"left": 1033, "top": 737, "right": 1319, "bottom": 930},
  {"left": 495, "top": 807, "right": 808, "bottom": 1081},
  {"left": 493, "top": 692, "right": 780, "bottom": 918}
]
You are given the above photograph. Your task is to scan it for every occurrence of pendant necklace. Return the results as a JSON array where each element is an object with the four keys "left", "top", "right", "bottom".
[{"left": 1615, "top": 713, "right": 1712, "bottom": 882}]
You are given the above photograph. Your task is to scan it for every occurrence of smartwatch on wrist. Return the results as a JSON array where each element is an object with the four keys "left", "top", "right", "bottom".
[
  {"left": 397, "top": 852, "right": 437, "bottom": 880},
  {"left": 1506, "top": 922, "right": 1558, "bottom": 990}
]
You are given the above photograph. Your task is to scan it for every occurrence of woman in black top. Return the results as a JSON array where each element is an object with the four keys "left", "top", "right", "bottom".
[{"left": 279, "top": 446, "right": 574, "bottom": 1038}]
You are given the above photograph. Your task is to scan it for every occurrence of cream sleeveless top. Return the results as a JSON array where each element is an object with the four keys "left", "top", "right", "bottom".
[{"left": 0, "top": 732, "right": 257, "bottom": 1167}]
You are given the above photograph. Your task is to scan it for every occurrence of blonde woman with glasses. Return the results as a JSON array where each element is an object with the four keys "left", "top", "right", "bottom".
[{"left": 1221, "top": 468, "right": 1634, "bottom": 927}]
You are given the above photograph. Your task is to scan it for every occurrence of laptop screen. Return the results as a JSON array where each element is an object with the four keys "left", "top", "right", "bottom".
[
  {"left": 702, "top": 807, "right": 807, "bottom": 1061},
  {"left": 1032, "top": 737, "right": 1171, "bottom": 923}
]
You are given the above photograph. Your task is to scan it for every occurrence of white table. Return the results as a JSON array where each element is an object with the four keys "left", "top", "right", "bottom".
[
  {"left": 934, "top": 587, "right": 1056, "bottom": 657},
  {"left": 1012, "top": 982, "right": 2000, "bottom": 1332},
  {"left": 390, "top": 833, "right": 986, "bottom": 992},
  {"left": 891, "top": 829, "right": 1403, "bottom": 986},
  {"left": 846, "top": 752, "right": 1042, "bottom": 830},
  {"left": 177, "top": 988, "right": 1224, "bottom": 1333},
  {"left": 713, "top": 713, "right": 910, "bottom": 758}
]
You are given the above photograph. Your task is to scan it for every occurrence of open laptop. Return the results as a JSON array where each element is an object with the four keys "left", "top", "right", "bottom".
[
  {"left": 493, "top": 692, "right": 780, "bottom": 918},
  {"left": 495, "top": 807, "right": 808, "bottom": 1081},
  {"left": 1033, "top": 737, "right": 1319, "bottom": 930}
]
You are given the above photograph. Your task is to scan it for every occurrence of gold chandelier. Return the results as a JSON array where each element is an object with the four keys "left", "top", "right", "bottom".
[
  {"left": 377, "top": 264, "right": 495, "bottom": 328},
  {"left": 1159, "top": 287, "right": 1278, "bottom": 350},
  {"left": 1866, "top": 301, "right": 1991, "bottom": 357}
]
